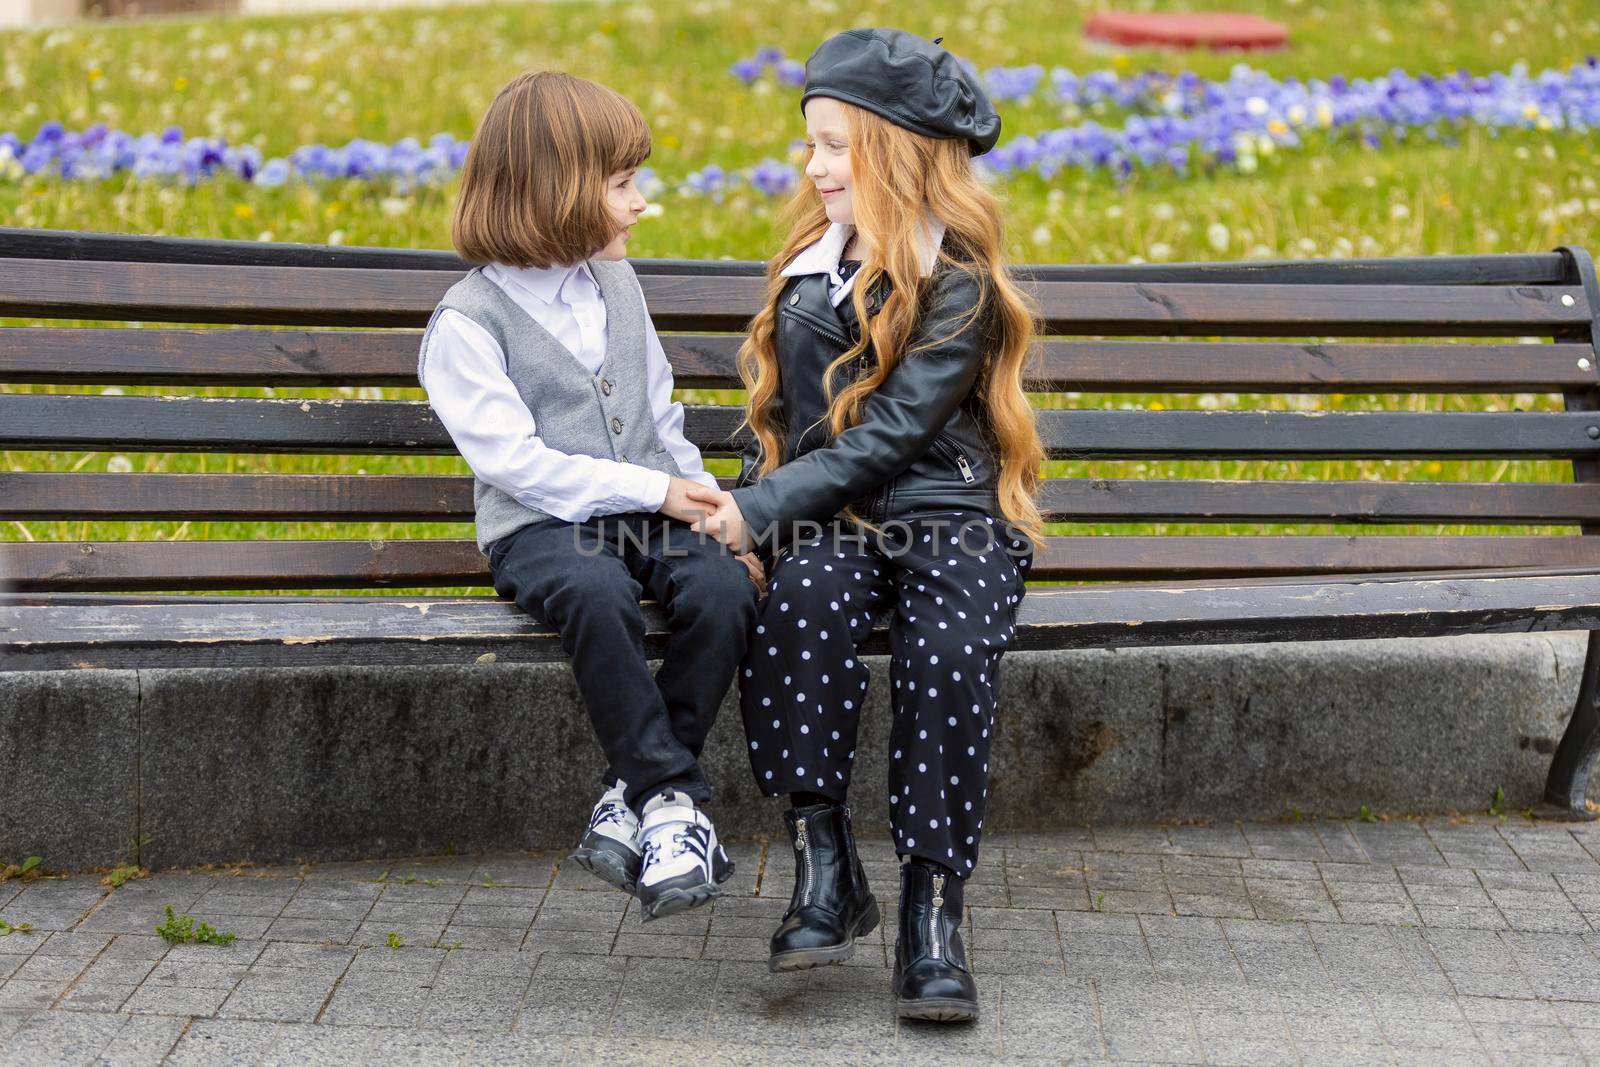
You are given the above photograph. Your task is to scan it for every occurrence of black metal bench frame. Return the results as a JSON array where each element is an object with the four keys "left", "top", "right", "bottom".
[{"left": 4, "top": 225, "right": 1600, "bottom": 817}]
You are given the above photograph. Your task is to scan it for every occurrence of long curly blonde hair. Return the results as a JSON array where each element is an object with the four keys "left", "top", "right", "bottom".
[{"left": 737, "top": 100, "right": 1045, "bottom": 548}]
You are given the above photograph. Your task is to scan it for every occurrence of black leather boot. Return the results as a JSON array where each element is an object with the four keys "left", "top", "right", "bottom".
[
  {"left": 893, "top": 859, "right": 979, "bottom": 1022},
  {"left": 768, "top": 801, "right": 881, "bottom": 973}
]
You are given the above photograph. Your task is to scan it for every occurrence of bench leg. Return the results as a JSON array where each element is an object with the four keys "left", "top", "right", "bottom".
[{"left": 1542, "top": 630, "right": 1600, "bottom": 821}]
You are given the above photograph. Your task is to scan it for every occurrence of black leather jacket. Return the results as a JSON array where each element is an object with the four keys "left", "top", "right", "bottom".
[{"left": 729, "top": 260, "right": 1002, "bottom": 560}]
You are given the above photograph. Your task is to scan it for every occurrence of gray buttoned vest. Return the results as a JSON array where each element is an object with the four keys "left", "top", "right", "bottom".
[{"left": 418, "top": 259, "right": 684, "bottom": 554}]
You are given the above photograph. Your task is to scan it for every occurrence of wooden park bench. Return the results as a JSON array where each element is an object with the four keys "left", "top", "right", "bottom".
[{"left": 4, "top": 225, "right": 1600, "bottom": 815}]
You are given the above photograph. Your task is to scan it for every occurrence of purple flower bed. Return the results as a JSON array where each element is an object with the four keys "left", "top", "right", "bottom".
[
  {"left": 725, "top": 48, "right": 1600, "bottom": 181},
  {"left": 979, "top": 58, "right": 1600, "bottom": 180},
  {"left": 0, "top": 123, "right": 470, "bottom": 189},
  {"left": 729, "top": 45, "right": 805, "bottom": 88},
  {"left": 4, "top": 59, "right": 1595, "bottom": 192}
]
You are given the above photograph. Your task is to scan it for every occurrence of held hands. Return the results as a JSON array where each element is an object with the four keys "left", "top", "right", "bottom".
[
  {"left": 689, "top": 490, "right": 753, "bottom": 555},
  {"left": 658, "top": 477, "right": 755, "bottom": 555},
  {"left": 734, "top": 551, "right": 767, "bottom": 596},
  {"left": 658, "top": 477, "right": 764, "bottom": 593},
  {"left": 659, "top": 476, "right": 725, "bottom": 525}
]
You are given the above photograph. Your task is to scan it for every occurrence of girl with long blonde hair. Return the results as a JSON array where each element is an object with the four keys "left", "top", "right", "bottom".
[{"left": 691, "top": 29, "right": 1044, "bottom": 1022}]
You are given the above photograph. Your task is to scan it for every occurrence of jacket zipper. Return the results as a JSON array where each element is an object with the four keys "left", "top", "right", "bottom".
[
  {"left": 794, "top": 816, "right": 814, "bottom": 907},
  {"left": 785, "top": 303, "right": 883, "bottom": 519},
  {"left": 932, "top": 434, "right": 977, "bottom": 484},
  {"left": 783, "top": 305, "right": 850, "bottom": 348},
  {"left": 929, "top": 872, "right": 946, "bottom": 960}
]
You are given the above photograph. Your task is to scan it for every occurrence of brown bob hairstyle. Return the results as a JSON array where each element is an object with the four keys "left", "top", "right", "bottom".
[{"left": 451, "top": 70, "right": 651, "bottom": 268}]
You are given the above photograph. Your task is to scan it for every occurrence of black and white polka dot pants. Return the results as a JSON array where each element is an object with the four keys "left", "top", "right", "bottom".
[{"left": 740, "top": 509, "right": 1034, "bottom": 877}]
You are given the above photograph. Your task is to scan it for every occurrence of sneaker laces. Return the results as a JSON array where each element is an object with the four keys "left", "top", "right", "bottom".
[
  {"left": 590, "top": 802, "right": 628, "bottom": 830},
  {"left": 640, "top": 829, "right": 688, "bottom": 866},
  {"left": 642, "top": 822, "right": 709, "bottom": 869}
]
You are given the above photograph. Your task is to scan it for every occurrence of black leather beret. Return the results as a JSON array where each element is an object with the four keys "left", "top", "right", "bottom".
[{"left": 800, "top": 28, "right": 1001, "bottom": 157}]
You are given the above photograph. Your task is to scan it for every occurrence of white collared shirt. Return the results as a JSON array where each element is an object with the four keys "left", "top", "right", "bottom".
[
  {"left": 419, "top": 260, "right": 720, "bottom": 524},
  {"left": 779, "top": 215, "right": 948, "bottom": 305}
]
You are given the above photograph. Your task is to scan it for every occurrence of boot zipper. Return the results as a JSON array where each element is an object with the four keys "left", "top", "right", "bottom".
[
  {"left": 794, "top": 817, "right": 815, "bottom": 907},
  {"left": 929, "top": 873, "right": 946, "bottom": 961}
]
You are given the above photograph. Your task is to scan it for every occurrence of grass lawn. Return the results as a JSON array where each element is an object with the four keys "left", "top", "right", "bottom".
[{"left": 3, "top": 0, "right": 1600, "bottom": 593}]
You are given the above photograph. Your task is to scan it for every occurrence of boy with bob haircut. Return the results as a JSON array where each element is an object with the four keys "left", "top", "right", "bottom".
[{"left": 419, "top": 70, "right": 761, "bottom": 920}]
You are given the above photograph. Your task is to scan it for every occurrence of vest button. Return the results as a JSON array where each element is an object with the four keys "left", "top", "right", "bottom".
[
  {"left": 788, "top": 291, "right": 800, "bottom": 306},
  {"left": 601, "top": 378, "right": 612, "bottom": 396},
  {"left": 611, "top": 416, "right": 623, "bottom": 434}
]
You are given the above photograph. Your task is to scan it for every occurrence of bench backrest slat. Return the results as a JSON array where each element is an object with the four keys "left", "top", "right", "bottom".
[
  {"left": 3, "top": 257, "right": 1590, "bottom": 334},
  {"left": 6, "top": 472, "right": 1599, "bottom": 526},
  {"left": 4, "top": 328, "right": 1594, "bottom": 393},
  {"left": 0, "top": 224, "right": 1576, "bottom": 285},
  {"left": 4, "top": 394, "right": 1597, "bottom": 461}
]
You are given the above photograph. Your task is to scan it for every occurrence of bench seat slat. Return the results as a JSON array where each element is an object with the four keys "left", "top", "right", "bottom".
[
  {"left": 4, "top": 329, "right": 1594, "bottom": 392},
  {"left": 7, "top": 568, "right": 1600, "bottom": 669},
  {"left": 1, "top": 259, "right": 1589, "bottom": 334},
  {"left": 6, "top": 536, "right": 1600, "bottom": 591},
  {"left": 12, "top": 563, "right": 1590, "bottom": 602},
  {"left": 5, "top": 395, "right": 1600, "bottom": 459},
  {"left": 6, "top": 472, "right": 1600, "bottom": 526}
]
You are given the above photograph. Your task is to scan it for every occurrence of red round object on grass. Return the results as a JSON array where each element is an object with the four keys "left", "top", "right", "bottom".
[{"left": 1084, "top": 11, "right": 1289, "bottom": 51}]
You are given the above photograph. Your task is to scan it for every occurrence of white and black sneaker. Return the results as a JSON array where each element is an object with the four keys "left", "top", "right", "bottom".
[
  {"left": 635, "top": 790, "right": 734, "bottom": 921},
  {"left": 568, "top": 780, "right": 642, "bottom": 895}
]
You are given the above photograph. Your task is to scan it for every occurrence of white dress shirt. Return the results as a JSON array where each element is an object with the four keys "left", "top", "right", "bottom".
[
  {"left": 419, "top": 260, "right": 720, "bottom": 525},
  {"left": 779, "top": 214, "right": 948, "bottom": 304}
]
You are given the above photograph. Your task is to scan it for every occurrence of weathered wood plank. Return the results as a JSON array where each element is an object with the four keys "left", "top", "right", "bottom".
[
  {"left": 5, "top": 328, "right": 1593, "bottom": 393},
  {"left": 7, "top": 569, "right": 1600, "bottom": 670},
  {"left": 1, "top": 258, "right": 1588, "bottom": 334},
  {"left": 0, "top": 225, "right": 1577, "bottom": 285},
  {"left": 6, "top": 395, "right": 1600, "bottom": 460},
  {"left": 5, "top": 536, "right": 1600, "bottom": 591},
  {"left": 7, "top": 472, "right": 1600, "bottom": 526}
]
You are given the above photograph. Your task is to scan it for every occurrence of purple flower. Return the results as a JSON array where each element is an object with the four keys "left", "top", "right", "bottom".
[
  {"left": 635, "top": 166, "right": 665, "bottom": 199},
  {"left": 984, "top": 64, "right": 1043, "bottom": 102},
  {"left": 748, "top": 157, "right": 797, "bottom": 196},
  {"left": 254, "top": 158, "right": 290, "bottom": 186},
  {"left": 731, "top": 47, "right": 802, "bottom": 87},
  {"left": 683, "top": 163, "right": 732, "bottom": 201},
  {"left": 730, "top": 58, "right": 764, "bottom": 86}
]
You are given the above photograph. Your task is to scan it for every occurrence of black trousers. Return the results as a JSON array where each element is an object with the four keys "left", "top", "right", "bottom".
[
  {"left": 740, "top": 509, "right": 1033, "bottom": 876},
  {"left": 488, "top": 512, "right": 760, "bottom": 813}
]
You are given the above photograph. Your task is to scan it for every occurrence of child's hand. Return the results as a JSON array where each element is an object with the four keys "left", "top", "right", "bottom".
[
  {"left": 691, "top": 495, "right": 753, "bottom": 554},
  {"left": 735, "top": 551, "right": 767, "bottom": 595},
  {"left": 660, "top": 477, "right": 728, "bottom": 525}
]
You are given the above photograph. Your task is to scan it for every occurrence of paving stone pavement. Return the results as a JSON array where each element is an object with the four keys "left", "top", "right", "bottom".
[{"left": 7, "top": 816, "right": 1600, "bottom": 1064}]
